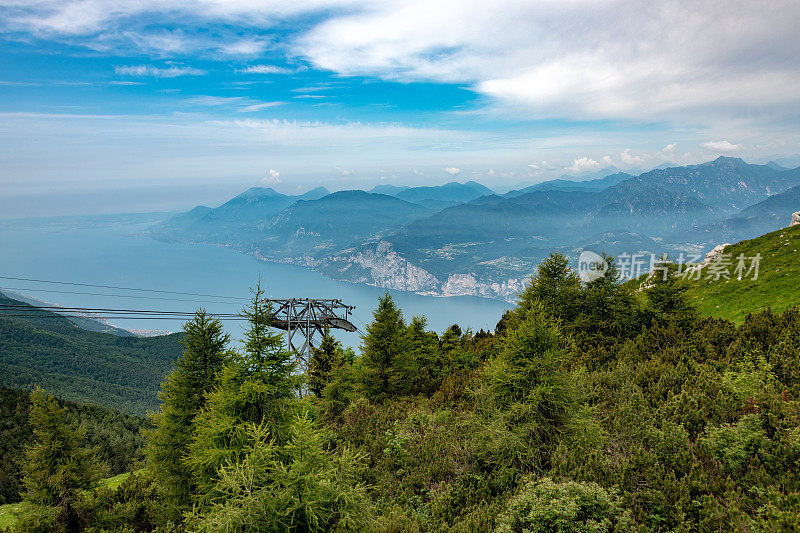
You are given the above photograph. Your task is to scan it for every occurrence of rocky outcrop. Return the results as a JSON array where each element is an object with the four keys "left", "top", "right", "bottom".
[
  {"left": 791, "top": 211, "right": 800, "bottom": 227},
  {"left": 702, "top": 243, "right": 730, "bottom": 266}
]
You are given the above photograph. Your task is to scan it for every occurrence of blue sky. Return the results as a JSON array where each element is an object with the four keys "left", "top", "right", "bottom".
[{"left": 1, "top": 0, "right": 799, "bottom": 217}]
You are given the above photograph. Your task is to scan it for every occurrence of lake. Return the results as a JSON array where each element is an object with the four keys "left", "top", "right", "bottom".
[{"left": 0, "top": 214, "right": 511, "bottom": 349}]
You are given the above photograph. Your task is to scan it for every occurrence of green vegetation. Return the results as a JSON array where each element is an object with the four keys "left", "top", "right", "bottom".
[
  {"left": 0, "top": 293, "right": 183, "bottom": 414},
  {"left": 0, "top": 387, "right": 147, "bottom": 506},
  {"left": 0, "top": 503, "right": 21, "bottom": 529},
  {"left": 8, "top": 243, "right": 800, "bottom": 531},
  {"left": 685, "top": 223, "right": 800, "bottom": 322}
]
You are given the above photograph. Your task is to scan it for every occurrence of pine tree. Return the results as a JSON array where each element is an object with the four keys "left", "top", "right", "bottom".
[
  {"left": 17, "top": 389, "right": 105, "bottom": 533},
  {"left": 360, "top": 292, "right": 406, "bottom": 400},
  {"left": 187, "top": 282, "right": 298, "bottom": 500},
  {"left": 308, "top": 328, "right": 342, "bottom": 397},
  {"left": 579, "top": 253, "right": 636, "bottom": 338},
  {"left": 517, "top": 252, "right": 582, "bottom": 324},
  {"left": 644, "top": 260, "right": 696, "bottom": 326},
  {"left": 192, "top": 412, "right": 370, "bottom": 531},
  {"left": 145, "top": 310, "right": 230, "bottom": 513},
  {"left": 402, "top": 316, "right": 441, "bottom": 395}
]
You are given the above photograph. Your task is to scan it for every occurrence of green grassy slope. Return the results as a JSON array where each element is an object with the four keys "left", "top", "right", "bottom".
[
  {"left": 686, "top": 223, "right": 800, "bottom": 323},
  {"left": 0, "top": 294, "right": 183, "bottom": 415}
]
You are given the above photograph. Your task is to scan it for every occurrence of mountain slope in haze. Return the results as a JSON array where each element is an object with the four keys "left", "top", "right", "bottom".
[
  {"left": 152, "top": 186, "right": 330, "bottom": 242},
  {"left": 674, "top": 184, "right": 800, "bottom": 245},
  {"left": 369, "top": 184, "right": 410, "bottom": 195},
  {"left": 625, "top": 157, "right": 800, "bottom": 213},
  {"left": 0, "top": 294, "right": 182, "bottom": 415},
  {"left": 263, "top": 190, "right": 430, "bottom": 255},
  {"left": 505, "top": 172, "right": 633, "bottom": 196},
  {"left": 395, "top": 181, "right": 495, "bottom": 203},
  {"left": 589, "top": 181, "right": 716, "bottom": 232},
  {"left": 150, "top": 157, "right": 800, "bottom": 301}
]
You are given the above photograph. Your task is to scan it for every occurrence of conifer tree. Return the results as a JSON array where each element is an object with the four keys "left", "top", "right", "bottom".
[
  {"left": 403, "top": 316, "right": 441, "bottom": 395},
  {"left": 645, "top": 260, "right": 696, "bottom": 326},
  {"left": 187, "top": 283, "right": 298, "bottom": 500},
  {"left": 517, "top": 252, "right": 582, "bottom": 324},
  {"left": 360, "top": 292, "right": 406, "bottom": 400},
  {"left": 146, "top": 310, "right": 230, "bottom": 512},
  {"left": 17, "top": 389, "right": 105, "bottom": 532},
  {"left": 308, "top": 328, "right": 342, "bottom": 397}
]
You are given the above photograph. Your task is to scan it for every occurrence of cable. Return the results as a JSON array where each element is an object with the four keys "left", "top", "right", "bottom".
[
  {"left": 0, "top": 314, "right": 250, "bottom": 321},
  {"left": 0, "top": 275, "right": 250, "bottom": 300},
  {"left": 0, "top": 303, "right": 239, "bottom": 315},
  {"left": 0, "top": 286, "right": 244, "bottom": 305}
]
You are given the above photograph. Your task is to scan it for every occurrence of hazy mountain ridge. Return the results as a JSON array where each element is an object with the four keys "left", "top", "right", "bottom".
[{"left": 151, "top": 159, "right": 800, "bottom": 300}]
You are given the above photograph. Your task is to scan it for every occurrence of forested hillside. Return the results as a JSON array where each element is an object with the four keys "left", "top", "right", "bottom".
[
  {"left": 10, "top": 258, "right": 800, "bottom": 531},
  {"left": 0, "top": 294, "right": 183, "bottom": 415},
  {"left": 0, "top": 387, "right": 147, "bottom": 505}
]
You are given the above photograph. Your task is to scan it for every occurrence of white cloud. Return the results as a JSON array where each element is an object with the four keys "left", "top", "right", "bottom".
[
  {"left": 238, "top": 102, "right": 285, "bottom": 112},
  {"left": 700, "top": 140, "right": 742, "bottom": 152},
  {"left": 3, "top": 0, "right": 799, "bottom": 128},
  {"left": 187, "top": 96, "right": 247, "bottom": 106},
  {"left": 658, "top": 142, "right": 678, "bottom": 159},
  {"left": 443, "top": 167, "right": 461, "bottom": 175},
  {"left": 114, "top": 64, "right": 206, "bottom": 77},
  {"left": 568, "top": 157, "right": 600, "bottom": 173},
  {"left": 619, "top": 149, "right": 648, "bottom": 167},
  {"left": 333, "top": 165, "right": 353, "bottom": 176},
  {"left": 295, "top": 0, "right": 800, "bottom": 123},
  {"left": 262, "top": 169, "right": 282, "bottom": 184},
  {"left": 238, "top": 64, "right": 294, "bottom": 74},
  {"left": 220, "top": 39, "right": 269, "bottom": 56}
]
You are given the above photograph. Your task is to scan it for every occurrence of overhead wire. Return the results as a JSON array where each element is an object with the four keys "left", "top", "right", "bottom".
[
  {"left": 0, "top": 275, "right": 251, "bottom": 300},
  {"left": 0, "top": 286, "right": 244, "bottom": 305}
]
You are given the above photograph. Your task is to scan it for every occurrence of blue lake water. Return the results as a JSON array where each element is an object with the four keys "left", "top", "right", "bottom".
[{"left": 0, "top": 216, "right": 511, "bottom": 349}]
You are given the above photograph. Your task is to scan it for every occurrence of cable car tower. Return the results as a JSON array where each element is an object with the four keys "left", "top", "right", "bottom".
[{"left": 268, "top": 298, "right": 357, "bottom": 369}]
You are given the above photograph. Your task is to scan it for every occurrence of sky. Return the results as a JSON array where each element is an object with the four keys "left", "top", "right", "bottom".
[{"left": 1, "top": 0, "right": 800, "bottom": 217}]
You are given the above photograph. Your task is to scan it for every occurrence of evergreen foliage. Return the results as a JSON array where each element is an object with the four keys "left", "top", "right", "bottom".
[
  {"left": 308, "top": 328, "right": 343, "bottom": 397},
  {"left": 191, "top": 413, "right": 370, "bottom": 532},
  {"left": 360, "top": 293, "right": 406, "bottom": 400},
  {"left": 0, "top": 387, "right": 146, "bottom": 506},
  {"left": 16, "top": 389, "right": 106, "bottom": 532},
  {"left": 187, "top": 283, "right": 298, "bottom": 500},
  {"left": 145, "top": 310, "right": 231, "bottom": 514}
]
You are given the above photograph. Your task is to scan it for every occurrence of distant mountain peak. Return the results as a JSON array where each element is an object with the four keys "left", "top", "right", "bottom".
[
  {"left": 705, "top": 155, "right": 747, "bottom": 166},
  {"left": 238, "top": 186, "right": 283, "bottom": 198}
]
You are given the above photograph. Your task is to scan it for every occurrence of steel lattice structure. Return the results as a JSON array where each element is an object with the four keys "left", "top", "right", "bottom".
[{"left": 268, "top": 298, "right": 356, "bottom": 368}]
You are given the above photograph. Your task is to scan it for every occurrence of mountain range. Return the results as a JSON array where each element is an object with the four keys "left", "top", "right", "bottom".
[{"left": 151, "top": 157, "right": 800, "bottom": 300}]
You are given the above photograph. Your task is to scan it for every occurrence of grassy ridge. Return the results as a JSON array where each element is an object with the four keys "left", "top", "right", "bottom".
[{"left": 686, "top": 223, "right": 800, "bottom": 323}]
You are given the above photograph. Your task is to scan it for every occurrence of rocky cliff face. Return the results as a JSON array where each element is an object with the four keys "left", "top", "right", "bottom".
[
  {"left": 791, "top": 211, "right": 800, "bottom": 227},
  {"left": 314, "top": 240, "right": 523, "bottom": 301}
]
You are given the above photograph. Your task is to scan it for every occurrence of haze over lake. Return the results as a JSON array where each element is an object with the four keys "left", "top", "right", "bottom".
[{"left": 0, "top": 214, "right": 510, "bottom": 348}]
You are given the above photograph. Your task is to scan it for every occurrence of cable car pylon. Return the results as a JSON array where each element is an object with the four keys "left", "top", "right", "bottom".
[{"left": 267, "top": 298, "right": 356, "bottom": 370}]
